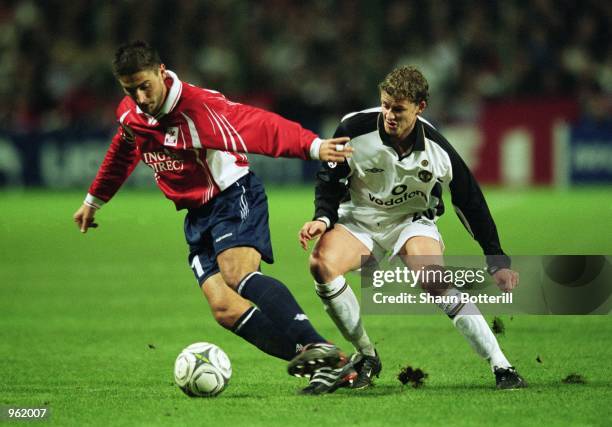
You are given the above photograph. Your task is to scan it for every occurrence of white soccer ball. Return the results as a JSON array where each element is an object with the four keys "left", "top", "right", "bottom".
[{"left": 174, "top": 342, "right": 232, "bottom": 397}]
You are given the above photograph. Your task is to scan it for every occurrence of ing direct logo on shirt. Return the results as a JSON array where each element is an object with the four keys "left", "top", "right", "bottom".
[{"left": 142, "top": 149, "right": 185, "bottom": 173}]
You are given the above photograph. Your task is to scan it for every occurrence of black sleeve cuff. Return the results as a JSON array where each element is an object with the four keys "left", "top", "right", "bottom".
[{"left": 486, "top": 254, "right": 511, "bottom": 275}]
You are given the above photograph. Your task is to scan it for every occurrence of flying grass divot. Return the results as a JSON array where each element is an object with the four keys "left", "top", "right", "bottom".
[{"left": 397, "top": 366, "right": 428, "bottom": 388}]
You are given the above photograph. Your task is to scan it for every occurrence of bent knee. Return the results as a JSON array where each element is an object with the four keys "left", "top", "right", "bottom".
[
  {"left": 309, "top": 251, "right": 339, "bottom": 284},
  {"left": 418, "top": 264, "right": 449, "bottom": 296},
  {"left": 217, "top": 251, "right": 260, "bottom": 289},
  {"left": 220, "top": 268, "right": 251, "bottom": 289},
  {"left": 218, "top": 260, "right": 257, "bottom": 288}
]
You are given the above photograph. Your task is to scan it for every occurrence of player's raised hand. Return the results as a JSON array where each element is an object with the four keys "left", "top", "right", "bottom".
[
  {"left": 318, "top": 137, "right": 352, "bottom": 162},
  {"left": 73, "top": 204, "right": 99, "bottom": 233},
  {"left": 492, "top": 268, "right": 519, "bottom": 292},
  {"left": 298, "top": 220, "right": 327, "bottom": 250}
]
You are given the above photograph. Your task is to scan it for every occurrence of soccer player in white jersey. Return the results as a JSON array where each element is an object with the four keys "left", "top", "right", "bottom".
[
  {"left": 72, "top": 41, "right": 358, "bottom": 394},
  {"left": 298, "top": 66, "right": 527, "bottom": 391}
]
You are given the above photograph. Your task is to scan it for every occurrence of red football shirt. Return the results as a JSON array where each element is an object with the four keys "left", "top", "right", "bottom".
[{"left": 86, "top": 71, "right": 320, "bottom": 210}]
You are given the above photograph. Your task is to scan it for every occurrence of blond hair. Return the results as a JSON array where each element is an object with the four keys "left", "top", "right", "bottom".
[{"left": 378, "top": 66, "right": 429, "bottom": 104}]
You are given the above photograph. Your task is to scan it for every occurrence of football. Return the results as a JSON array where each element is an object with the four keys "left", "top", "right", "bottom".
[{"left": 174, "top": 342, "right": 232, "bottom": 397}]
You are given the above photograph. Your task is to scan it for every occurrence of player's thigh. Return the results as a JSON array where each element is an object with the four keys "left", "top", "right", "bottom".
[
  {"left": 216, "top": 246, "right": 261, "bottom": 289},
  {"left": 310, "top": 224, "right": 373, "bottom": 281},
  {"left": 202, "top": 272, "right": 252, "bottom": 327},
  {"left": 399, "top": 236, "right": 444, "bottom": 270},
  {"left": 212, "top": 174, "right": 272, "bottom": 288},
  {"left": 399, "top": 237, "right": 446, "bottom": 295},
  {"left": 185, "top": 174, "right": 271, "bottom": 288}
]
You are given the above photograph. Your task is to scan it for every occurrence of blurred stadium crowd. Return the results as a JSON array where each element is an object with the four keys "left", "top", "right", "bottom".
[{"left": 0, "top": 0, "right": 609, "bottom": 133}]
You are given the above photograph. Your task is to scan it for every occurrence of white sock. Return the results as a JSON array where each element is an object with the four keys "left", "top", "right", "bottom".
[
  {"left": 453, "top": 312, "right": 511, "bottom": 371},
  {"left": 431, "top": 288, "right": 511, "bottom": 370},
  {"left": 315, "top": 276, "right": 376, "bottom": 357}
]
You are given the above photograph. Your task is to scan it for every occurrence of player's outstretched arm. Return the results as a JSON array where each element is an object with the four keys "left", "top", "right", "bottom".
[
  {"left": 492, "top": 268, "right": 519, "bottom": 292},
  {"left": 298, "top": 221, "right": 327, "bottom": 250},
  {"left": 202, "top": 97, "right": 353, "bottom": 161},
  {"left": 73, "top": 204, "right": 99, "bottom": 233},
  {"left": 317, "top": 137, "right": 352, "bottom": 162}
]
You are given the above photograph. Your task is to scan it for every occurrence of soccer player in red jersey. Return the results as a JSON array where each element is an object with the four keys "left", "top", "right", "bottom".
[{"left": 73, "top": 41, "right": 356, "bottom": 394}]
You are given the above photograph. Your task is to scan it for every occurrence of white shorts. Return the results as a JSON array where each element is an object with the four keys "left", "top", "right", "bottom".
[{"left": 336, "top": 213, "right": 444, "bottom": 261}]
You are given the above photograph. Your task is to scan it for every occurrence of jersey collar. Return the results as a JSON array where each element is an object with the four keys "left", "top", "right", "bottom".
[
  {"left": 413, "top": 118, "right": 425, "bottom": 152},
  {"left": 134, "top": 70, "right": 182, "bottom": 119},
  {"left": 156, "top": 70, "right": 182, "bottom": 118},
  {"left": 377, "top": 114, "right": 425, "bottom": 158}
]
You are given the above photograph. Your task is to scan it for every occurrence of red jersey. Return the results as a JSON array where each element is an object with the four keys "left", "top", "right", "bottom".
[{"left": 86, "top": 70, "right": 320, "bottom": 210}]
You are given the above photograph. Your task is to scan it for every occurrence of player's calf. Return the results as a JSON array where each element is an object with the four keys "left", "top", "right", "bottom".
[
  {"left": 202, "top": 274, "right": 253, "bottom": 329},
  {"left": 314, "top": 275, "right": 379, "bottom": 372},
  {"left": 210, "top": 306, "right": 242, "bottom": 329}
]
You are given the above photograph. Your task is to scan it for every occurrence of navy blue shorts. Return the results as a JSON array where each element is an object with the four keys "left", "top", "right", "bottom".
[{"left": 185, "top": 173, "right": 274, "bottom": 286}]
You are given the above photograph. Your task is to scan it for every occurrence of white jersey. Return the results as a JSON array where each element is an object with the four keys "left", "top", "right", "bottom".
[
  {"left": 340, "top": 111, "right": 450, "bottom": 224},
  {"left": 314, "top": 107, "right": 510, "bottom": 271}
]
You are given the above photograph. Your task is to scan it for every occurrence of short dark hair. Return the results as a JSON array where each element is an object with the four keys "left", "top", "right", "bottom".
[
  {"left": 378, "top": 66, "right": 429, "bottom": 104},
  {"left": 112, "top": 40, "right": 161, "bottom": 77}
]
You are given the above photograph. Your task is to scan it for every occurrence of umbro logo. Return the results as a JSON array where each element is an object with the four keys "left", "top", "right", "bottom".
[
  {"left": 365, "top": 168, "right": 384, "bottom": 173},
  {"left": 215, "top": 232, "right": 233, "bottom": 243},
  {"left": 294, "top": 313, "right": 309, "bottom": 321}
]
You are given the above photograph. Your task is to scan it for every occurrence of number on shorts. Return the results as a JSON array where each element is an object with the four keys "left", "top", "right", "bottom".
[{"left": 191, "top": 255, "right": 204, "bottom": 278}]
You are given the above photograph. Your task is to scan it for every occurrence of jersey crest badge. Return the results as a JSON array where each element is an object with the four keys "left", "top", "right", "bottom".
[
  {"left": 418, "top": 169, "right": 433, "bottom": 183},
  {"left": 164, "top": 127, "right": 179, "bottom": 147}
]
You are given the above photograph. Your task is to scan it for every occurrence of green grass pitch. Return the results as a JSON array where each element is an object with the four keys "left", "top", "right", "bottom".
[{"left": 1, "top": 187, "right": 611, "bottom": 426}]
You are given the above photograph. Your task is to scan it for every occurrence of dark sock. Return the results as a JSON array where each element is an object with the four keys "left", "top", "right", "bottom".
[
  {"left": 238, "top": 272, "right": 326, "bottom": 347},
  {"left": 232, "top": 307, "right": 296, "bottom": 361}
]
